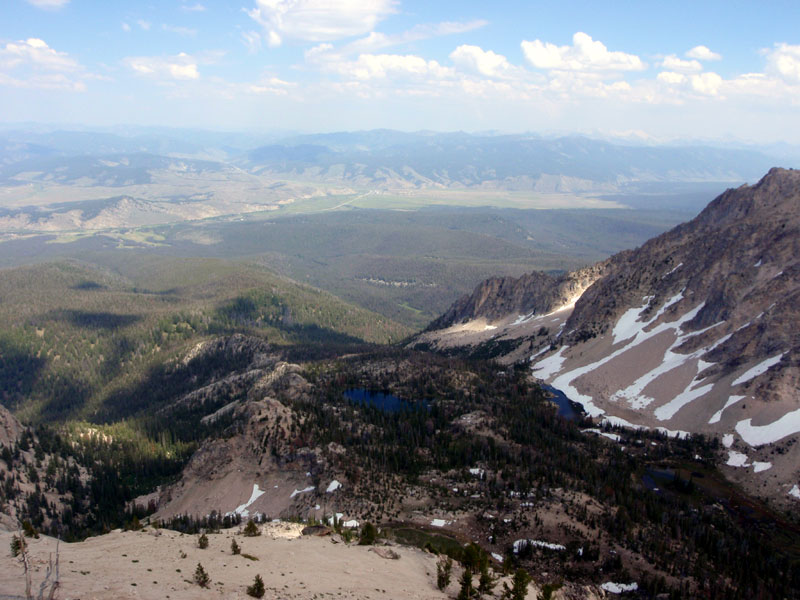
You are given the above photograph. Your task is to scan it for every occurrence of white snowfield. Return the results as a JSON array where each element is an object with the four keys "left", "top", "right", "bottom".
[
  {"left": 709, "top": 395, "right": 746, "bottom": 424},
  {"left": 326, "top": 480, "right": 342, "bottom": 493},
  {"left": 430, "top": 519, "right": 450, "bottom": 527},
  {"left": 540, "top": 295, "right": 712, "bottom": 420},
  {"left": 789, "top": 485, "right": 800, "bottom": 500},
  {"left": 731, "top": 354, "right": 784, "bottom": 386},
  {"left": 531, "top": 346, "right": 569, "bottom": 380},
  {"left": 290, "top": 485, "right": 315, "bottom": 498},
  {"left": 735, "top": 408, "right": 800, "bottom": 446},
  {"left": 533, "top": 291, "right": 794, "bottom": 449},
  {"left": 726, "top": 451, "right": 749, "bottom": 467},
  {"left": 601, "top": 582, "right": 639, "bottom": 594},
  {"left": 230, "top": 483, "right": 265, "bottom": 518}
]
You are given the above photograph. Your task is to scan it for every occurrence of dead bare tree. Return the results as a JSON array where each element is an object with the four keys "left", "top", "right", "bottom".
[
  {"left": 16, "top": 527, "right": 61, "bottom": 600},
  {"left": 36, "top": 538, "right": 60, "bottom": 600},
  {"left": 17, "top": 527, "right": 32, "bottom": 600}
]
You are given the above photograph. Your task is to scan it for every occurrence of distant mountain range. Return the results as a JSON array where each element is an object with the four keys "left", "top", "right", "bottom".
[
  {"left": 0, "top": 128, "right": 787, "bottom": 194},
  {"left": 244, "top": 132, "right": 781, "bottom": 191},
  {"left": 416, "top": 167, "right": 800, "bottom": 506}
]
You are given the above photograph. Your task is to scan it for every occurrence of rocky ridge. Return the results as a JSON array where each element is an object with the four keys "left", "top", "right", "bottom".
[{"left": 417, "top": 168, "right": 800, "bottom": 505}]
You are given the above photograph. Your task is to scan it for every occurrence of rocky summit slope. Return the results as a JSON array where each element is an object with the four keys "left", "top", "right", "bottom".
[{"left": 416, "top": 168, "right": 800, "bottom": 505}]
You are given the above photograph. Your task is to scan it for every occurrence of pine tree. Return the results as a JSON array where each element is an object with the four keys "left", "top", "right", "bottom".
[
  {"left": 458, "top": 568, "right": 474, "bottom": 600},
  {"left": 243, "top": 519, "right": 261, "bottom": 537},
  {"left": 10, "top": 534, "right": 25, "bottom": 557},
  {"left": 193, "top": 562, "right": 210, "bottom": 588},
  {"left": 198, "top": 533, "right": 209, "bottom": 549},
  {"left": 500, "top": 568, "right": 531, "bottom": 600},
  {"left": 359, "top": 522, "right": 377, "bottom": 545},
  {"left": 247, "top": 574, "right": 265, "bottom": 598},
  {"left": 231, "top": 538, "right": 241, "bottom": 555},
  {"left": 478, "top": 562, "right": 496, "bottom": 596},
  {"left": 437, "top": 556, "right": 453, "bottom": 591}
]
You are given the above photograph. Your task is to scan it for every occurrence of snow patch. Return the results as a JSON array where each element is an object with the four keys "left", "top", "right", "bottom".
[
  {"left": 326, "top": 513, "right": 359, "bottom": 528},
  {"left": 726, "top": 451, "right": 749, "bottom": 467},
  {"left": 789, "top": 485, "right": 800, "bottom": 500},
  {"left": 664, "top": 262, "right": 683, "bottom": 277},
  {"left": 612, "top": 315, "right": 722, "bottom": 415},
  {"left": 753, "top": 461, "right": 772, "bottom": 473},
  {"left": 735, "top": 408, "right": 800, "bottom": 446},
  {"left": 430, "top": 519, "right": 450, "bottom": 527},
  {"left": 491, "top": 552, "right": 504, "bottom": 563},
  {"left": 600, "top": 415, "right": 689, "bottom": 439},
  {"left": 722, "top": 433, "right": 734, "bottom": 448},
  {"left": 531, "top": 346, "right": 569, "bottom": 380},
  {"left": 654, "top": 383, "right": 714, "bottom": 421},
  {"left": 732, "top": 354, "right": 784, "bottom": 386},
  {"left": 512, "top": 313, "right": 535, "bottom": 326},
  {"left": 290, "top": 486, "right": 315, "bottom": 498},
  {"left": 231, "top": 484, "right": 265, "bottom": 518},
  {"left": 582, "top": 428, "right": 621, "bottom": 442},
  {"left": 469, "top": 468, "right": 485, "bottom": 477},
  {"left": 550, "top": 299, "right": 706, "bottom": 419},
  {"left": 326, "top": 480, "right": 342, "bottom": 493},
  {"left": 709, "top": 396, "right": 746, "bottom": 424},
  {"left": 601, "top": 582, "right": 639, "bottom": 594},
  {"left": 513, "top": 539, "right": 565, "bottom": 552},
  {"left": 754, "top": 259, "right": 762, "bottom": 267}
]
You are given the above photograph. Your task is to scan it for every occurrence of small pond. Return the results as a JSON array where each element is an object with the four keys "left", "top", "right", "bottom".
[
  {"left": 344, "top": 388, "right": 428, "bottom": 413},
  {"left": 642, "top": 468, "right": 676, "bottom": 493},
  {"left": 540, "top": 384, "right": 584, "bottom": 421}
]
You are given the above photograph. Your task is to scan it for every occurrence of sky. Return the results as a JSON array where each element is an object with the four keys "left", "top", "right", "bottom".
[{"left": 2, "top": 0, "right": 800, "bottom": 143}]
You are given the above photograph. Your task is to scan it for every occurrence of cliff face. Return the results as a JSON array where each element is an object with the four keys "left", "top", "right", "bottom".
[
  {"left": 427, "top": 263, "right": 608, "bottom": 331},
  {"left": 0, "top": 404, "right": 23, "bottom": 448},
  {"left": 421, "top": 168, "right": 800, "bottom": 505}
]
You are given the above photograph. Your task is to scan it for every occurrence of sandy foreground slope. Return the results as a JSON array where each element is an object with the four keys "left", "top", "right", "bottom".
[{"left": 0, "top": 523, "right": 478, "bottom": 600}]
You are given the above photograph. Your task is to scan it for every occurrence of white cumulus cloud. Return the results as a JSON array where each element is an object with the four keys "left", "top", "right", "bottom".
[
  {"left": 125, "top": 52, "right": 200, "bottom": 80},
  {"left": 686, "top": 45, "right": 722, "bottom": 61},
  {"left": 521, "top": 32, "right": 645, "bottom": 73},
  {"left": 661, "top": 55, "right": 702, "bottom": 72},
  {"left": 765, "top": 43, "right": 800, "bottom": 83},
  {"left": 690, "top": 71, "right": 723, "bottom": 95},
  {"left": 347, "top": 53, "right": 451, "bottom": 81},
  {"left": 0, "top": 38, "right": 79, "bottom": 72},
  {"left": 247, "top": 0, "right": 397, "bottom": 47},
  {"left": 450, "top": 45, "right": 514, "bottom": 79},
  {"left": 657, "top": 71, "right": 687, "bottom": 85},
  {"left": 0, "top": 38, "right": 87, "bottom": 91}
]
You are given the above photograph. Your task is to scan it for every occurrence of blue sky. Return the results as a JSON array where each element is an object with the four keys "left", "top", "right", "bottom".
[{"left": 2, "top": 0, "right": 800, "bottom": 142}]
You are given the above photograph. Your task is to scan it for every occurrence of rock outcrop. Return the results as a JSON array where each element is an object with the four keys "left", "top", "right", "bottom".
[{"left": 426, "top": 263, "right": 607, "bottom": 331}]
